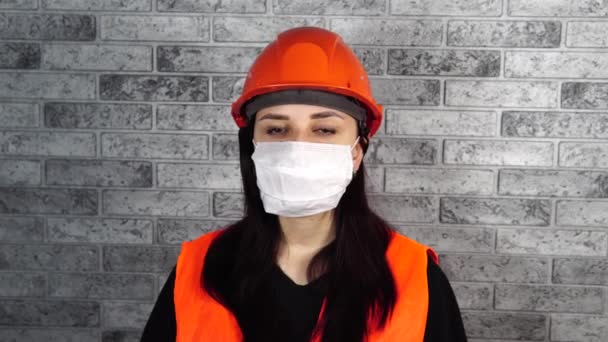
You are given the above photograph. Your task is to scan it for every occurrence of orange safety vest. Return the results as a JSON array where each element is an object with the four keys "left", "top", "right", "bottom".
[{"left": 174, "top": 228, "right": 439, "bottom": 342}]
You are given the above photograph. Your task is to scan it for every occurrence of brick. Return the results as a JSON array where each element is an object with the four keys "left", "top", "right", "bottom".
[
  {"left": 509, "top": 0, "right": 608, "bottom": 16},
  {"left": 0, "top": 102, "right": 38, "bottom": 128},
  {"left": 375, "top": 115, "right": 387, "bottom": 136},
  {"left": 364, "top": 165, "right": 383, "bottom": 194},
  {"left": 212, "top": 76, "right": 244, "bottom": 103},
  {"left": 0, "top": 217, "right": 44, "bottom": 242},
  {"left": 157, "top": 0, "right": 265, "bottom": 12},
  {"left": 0, "top": 159, "right": 40, "bottom": 186},
  {"left": 0, "top": 72, "right": 95, "bottom": 99},
  {"left": 100, "top": 74, "right": 208, "bottom": 102},
  {"left": 496, "top": 284, "right": 603, "bottom": 313},
  {"left": 450, "top": 283, "right": 493, "bottom": 310},
  {"left": 213, "top": 192, "right": 244, "bottom": 218},
  {"left": 448, "top": 20, "right": 560, "bottom": 47},
  {"left": 102, "top": 133, "right": 208, "bottom": 159},
  {"left": 441, "top": 197, "right": 550, "bottom": 226},
  {"left": 499, "top": 228, "right": 607, "bottom": 256},
  {"left": 502, "top": 111, "right": 608, "bottom": 138},
  {"left": 158, "top": 219, "right": 231, "bottom": 244},
  {"left": 157, "top": 163, "right": 241, "bottom": 189},
  {"left": 49, "top": 273, "right": 154, "bottom": 300},
  {"left": 462, "top": 312, "right": 546, "bottom": 340},
  {"left": 157, "top": 105, "right": 237, "bottom": 131},
  {"left": 101, "top": 15, "right": 208, "bottom": 41},
  {"left": 42, "top": 0, "right": 151, "bottom": 10},
  {"left": 212, "top": 134, "right": 240, "bottom": 160},
  {"left": 158, "top": 46, "right": 260, "bottom": 72},
  {"left": 499, "top": 169, "right": 608, "bottom": 197},
  {"left": 0, "top": 158, "right": 37, "bottom": 184},
  {"left": 386, "top": 168, "right": 493, "bottom": 195},
  {"left": 275, "top": 0, "right": 384, "bottom": 15},
  {"left": 103, "top": 245, "right": 179, "bottom": 272},
  {"left": 446, "top": 80, "right": 558, "bottom": 108},
  {"left": 0, "top": 328, "right": 97, "bottom": 342},
  {"left": 388, "top": 49, "right": 499, "bottom": 77},
  {"left": 386, "top": 109, "right": 496, "bottom": 136},
  {"left": 444, "top": 140, "right": 553, "bottom": 166},
  {"left": 370, "top": 79, "right": 440, "bottom": 105},
  {"left": 0, "top": 272, "right": 45, "bottom": 297},
  {"left": 506, "top": 52, "right": 608, "bottom": 78},
  {"left": 42, "top": 44, "right": 151, "bottom": 71},
  {"left": 560, "top": 142, "right": 608, "bottom": 167},
  {"left": 553, "top": 258, "right": 608, "bottom": 285},
  {"left": 354, "top": 48, "right": 384, "bottom": 75},
  {"left": 104, "top": 302, "right": 154, "bottom": 329},
  {"left": 0, "top": 188, "right": 98, "bottom": 215},
  {"left": 567, "top": 22, "right": 608, "bottom": 47},
  {"left": 557, "top": 200, "right": 608, "bottom": 227},
  {"left": 365, "top": 138, "right": 436, "bottom": 164},
  {"left": 0, "top": 131, "right": 95, "bottom": 157},
  {"left": 440, "top": 254, "right": 549, "bottom": 283},
  {"left": 0, "top": 0, "right": 37, "bottom": 9},
  {"left": 0, "top": 300, "right": 99, "bottom": 327},
  {"left": 48, "top": 218, "right": 153, "bottom": 244},
  {"left": 562, "top": 82, "right": 608, "bottom": 109},
  {"left": 44, "top": 102, "right": 152, "bottom": 129},
  {"left": 392, "top": 0, "right": 501, "bottom": 16},
  {"left": 0, "top": 14, "right": 95, "bottom": 40},
  {"left": 331, "top": 19, "right": 442, "bottom": 46},
  {"left": 46, "top": 159, "right": 152, "bottom": 187},
  {"left": 102, "top": 330, "right": 142, "bottom": 342},
  {"left": 103, "top": 190, "right": 210, "bottom": 217},
  {"left": 368, "top": 195, "right": 437, "bottom": 223},
  {"left": 213, "top": 17, "right": 324, "bottom": 42},
  {"left": 551, "top": 314, "right": 608, "bottom": 342},
  {"left": 0, "top": 244, "right": 98, "bottom": 271},
  {"left": 0, "top": 42, "right": 40, "bottom": 69},
  {"left": 397, "top": 226, "right": 495, "bottom": 253}
]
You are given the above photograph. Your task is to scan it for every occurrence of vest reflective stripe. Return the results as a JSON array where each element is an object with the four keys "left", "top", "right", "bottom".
[{"left": 174, "top": 228, "right": 438, "bottom": 342}]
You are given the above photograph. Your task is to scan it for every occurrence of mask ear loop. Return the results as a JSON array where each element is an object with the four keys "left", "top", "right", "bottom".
[
  {"left": 350, "top": 136, "right": 360, "bottom": 150},
  {"left": 351, "top": 136, "right": 361, "bottom": 177}
]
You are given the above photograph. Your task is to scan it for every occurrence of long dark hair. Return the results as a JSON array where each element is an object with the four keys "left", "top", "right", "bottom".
[{"left": 202, "top": 116, "right": 397, "bottom": 342}]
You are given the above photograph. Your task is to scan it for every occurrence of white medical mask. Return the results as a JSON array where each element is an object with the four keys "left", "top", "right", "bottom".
[{"left": 251, "top": 137, "right": 360, "bottom": 217}]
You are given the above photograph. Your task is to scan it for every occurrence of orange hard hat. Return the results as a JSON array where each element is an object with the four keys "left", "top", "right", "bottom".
[{"left": 231, "top": 26, "right": 383, "bottom": 138}]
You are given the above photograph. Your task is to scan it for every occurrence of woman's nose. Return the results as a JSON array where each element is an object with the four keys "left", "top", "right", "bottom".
[{"left": 285, "top": 128, "right": 310, "bottom": 142}]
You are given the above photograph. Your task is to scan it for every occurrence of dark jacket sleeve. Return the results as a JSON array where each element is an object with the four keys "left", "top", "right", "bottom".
[
  {"left": 140, "top": 265, "right": 177, "bottom": 342},
  {"left": 423, "top": 254, "right": 468, "bottom": 341}
]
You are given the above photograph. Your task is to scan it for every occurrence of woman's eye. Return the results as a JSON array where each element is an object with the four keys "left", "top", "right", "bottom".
[
  {"left": 316, "top": 128, "right": 336, "bottom": 135},
  {"left": 266, "top": 127, "right": 285, "bottom": 135}
]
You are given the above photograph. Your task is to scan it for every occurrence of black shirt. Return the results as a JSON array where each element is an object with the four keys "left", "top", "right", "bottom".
[{"left": 140, "top": 254, "right": 467, "bottom": 341}]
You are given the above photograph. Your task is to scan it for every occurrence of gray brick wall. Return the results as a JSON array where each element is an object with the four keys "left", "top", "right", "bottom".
[{"left": 1, "top": 0, "right": 607, "bottom": 341}]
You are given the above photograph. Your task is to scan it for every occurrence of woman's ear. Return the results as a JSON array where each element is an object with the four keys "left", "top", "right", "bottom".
[{"left": 352, "top": 141, "right": 364, "bottom": 172}]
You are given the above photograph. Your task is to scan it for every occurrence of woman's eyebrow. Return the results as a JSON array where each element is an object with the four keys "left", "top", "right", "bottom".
[
  {"left": 310, "top": 111, "right": 344, "bottom": 120},
  {"left": 258, "top": 113, "right": 289, "bottom": 121},
  {"left": 258, "top": 111, "right": 345, "bottom": 121}
]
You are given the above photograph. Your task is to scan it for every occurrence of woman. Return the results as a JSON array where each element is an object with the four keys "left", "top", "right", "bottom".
[{"left": 141, "top": 27, "right": 467, "bottom": 342}]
